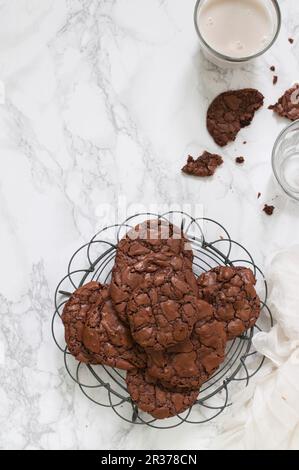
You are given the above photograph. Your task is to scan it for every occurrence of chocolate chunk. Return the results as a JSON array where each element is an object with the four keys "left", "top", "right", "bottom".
[
  {"left": 126, "top": 369, "right": 199, "bottom": 419},
  {"left": 263, "top": 204, "right": 275, "bottom": 216},
  {"left": 147, "top": 303, "right": 227, "bottom": 392},
  {"left": 269, "top": 84, "right": 299, "bottom": 121},
  {"left": 182, "top": 152, "right": 223, "bottom": 177},
  {"left": 61, "top": 281, "right": 146, "bottom": 369},
  {"left": 270, "top": 66, "right": 275, "bottom": 72},
  {"left": 207, "top": 89, "right": 264, "bottom": 147},
  {"left": 235, "top": 156, "right": 245, "bottom": 164},
  {"left": 273, "top": 75, "right": 278, "bottom": 85},
  {"left": 288, "top": 38, "right": 294, "bottom": 44},
  {"left": 197, "top": 266, "right": 260, "bottom": 340}
]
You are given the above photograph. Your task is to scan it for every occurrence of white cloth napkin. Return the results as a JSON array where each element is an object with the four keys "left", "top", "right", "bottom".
[{"left": 212, "top": 245, "right": 299, "bottom": 450}]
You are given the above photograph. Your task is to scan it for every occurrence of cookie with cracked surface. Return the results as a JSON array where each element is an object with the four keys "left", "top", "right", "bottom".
[
  {"left": 61, "top": 281, "right": 146, "bottom": 369},
  {"left": 147, "top": 302, "right": 227, "bottom": 391},
  {"left": 268, "top": 83, "right": 299, "bottom": 121},
  {"left": 207, "top": 89, "right": 264, "bottom": 147},
  {"left": 126, "top": 369, "right": 199, "bottom": 419},
  {"left": 125, "top": 266, "right": 202, "bottom": 351},
  {"left": 197, "top": 266, "right": 260, "bottom": 339},
  {"left": 110, "top": 219, "right": 193, "bottom": 324}
]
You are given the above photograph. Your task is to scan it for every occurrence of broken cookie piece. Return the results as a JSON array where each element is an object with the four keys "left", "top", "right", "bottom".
[
  {"left": 269, "top": 84, "right": 299, "bottom": 121},
  {"left": 182, "top": 152, "right": 223, "bottom": 177},
  {"left": 207, "top": 89, "right": 264, "bottom": 147}
]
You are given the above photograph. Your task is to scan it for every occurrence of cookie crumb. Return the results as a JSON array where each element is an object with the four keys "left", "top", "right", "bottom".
[
  {"left": 288, "top": 37, "right": 294, "bottom": 44},
  {"left": 270, "top": 65, "right": 275, "bottom": 72},
  {"left": 182, "top": 151, "right": 223, "bottom": 177},
  {"left": 263, "top": 204, "right": 275, "bottom": 216},
  {"left": 235, "top": 156, "right": 245, "bottom": 164},
  {"left": 273, "top": 75, "right": 278, "bottom": 85},
  {"left": 257, "top": 192, "right": 261, "bottom": 199},
  {"left": 243, "top": 141, "right": 247, "bottom": 145}
]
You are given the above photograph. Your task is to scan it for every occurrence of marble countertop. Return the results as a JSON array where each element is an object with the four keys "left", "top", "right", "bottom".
[{"left": 1, "top": 0, "right": 299, "bottom": 450}]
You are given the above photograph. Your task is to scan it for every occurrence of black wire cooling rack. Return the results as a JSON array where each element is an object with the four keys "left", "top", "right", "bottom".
[{"left": 52, "top": 212, "right": 273, "bottom": 429}]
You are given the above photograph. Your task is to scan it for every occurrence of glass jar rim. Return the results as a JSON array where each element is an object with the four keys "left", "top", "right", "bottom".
[
  {"left": 194, "top": 0, "right": 281, "bottom": 63},
  {"left": 272, "top": 119, "right": 299, "bottom": 202}
]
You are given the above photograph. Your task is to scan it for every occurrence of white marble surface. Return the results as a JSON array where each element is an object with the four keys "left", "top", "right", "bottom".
[{"left": 0, "top": 0, "right": 299, "bottom": 450}]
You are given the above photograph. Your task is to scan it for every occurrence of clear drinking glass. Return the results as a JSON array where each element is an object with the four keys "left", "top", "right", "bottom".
[
  {"left": 194, "top": 0, "right": 281, "bottom": 67},
  {"left": 272, "top": 120, "right": 299, "bottom": 202}
]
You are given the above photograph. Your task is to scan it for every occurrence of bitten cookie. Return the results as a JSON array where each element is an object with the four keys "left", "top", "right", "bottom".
[
  {"left": 269, "top": 83, "right": 299, "bottom": 121},
  {"left": 147, "top": 301, "right": 227, "bottom": 391},
  {"left": 207, "top": 89, "right": 264, "bottom": 146},
  {"left": 197, "top": 266, "right": 260, "bottom": 339},
  {"left": 126, "top": 369, "right": 199, "bottom": 419},
  {"left": 61, "top": 281, "right": 146, "bottom": 370}
]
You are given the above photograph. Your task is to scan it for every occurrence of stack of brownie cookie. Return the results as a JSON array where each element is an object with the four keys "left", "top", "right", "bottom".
[{"left": 62, "top": 219, "right": 260, "bottom": 420}]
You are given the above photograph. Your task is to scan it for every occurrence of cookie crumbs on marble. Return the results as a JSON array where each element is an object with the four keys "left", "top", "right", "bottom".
[
  {"left": 263, "top": 204, "right": 275, "bottom": 216},
  {"left": 182, "top": 152, "right": 223, "bottom": 177}
]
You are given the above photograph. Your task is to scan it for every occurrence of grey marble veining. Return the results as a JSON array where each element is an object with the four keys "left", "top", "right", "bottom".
[{"left": 0, "top": 0, "right": 299, "bottom": 449}]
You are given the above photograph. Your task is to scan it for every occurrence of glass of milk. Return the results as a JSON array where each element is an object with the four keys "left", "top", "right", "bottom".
[
  {"left": 194, "top": 0, "right": 281, "bottom": 66},
  {"left": 272, "top": 120, "right": 299, "bottom": 202}
]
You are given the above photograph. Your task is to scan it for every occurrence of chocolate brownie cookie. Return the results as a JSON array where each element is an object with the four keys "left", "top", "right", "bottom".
[
  {"left": 126, "top": 369, "right": 199, "bottom": 419},
  {"left": 197, "top": 266, "right": 260, "bottom": 339},
  {"left": 269, "top": 84, "right": 299, "bottom": 121},
  {"left": 110, "top": 219, "right": 193, "bottom": 324},
  {"left": 61, "top": 281, "right": 146, "bottom": 369},
  {"left": 207, "top": 89, "right": 264, "bottom": 147},
  {"left": 126, "top": 266, "right": 202, "bottom": 351},
  {"left": 182, "top": 152, "right": 223, "bottom": 177},
  {"left": 147, "top": 304, "right": 227, "bottom": 391},
  {"left": 113, "top": 219, "right": 193, "bottom": 270}
]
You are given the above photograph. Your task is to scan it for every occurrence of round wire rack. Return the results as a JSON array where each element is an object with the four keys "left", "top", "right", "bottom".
[{"left": 52, "top": 212, "right": 273, "bottom": 429}]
